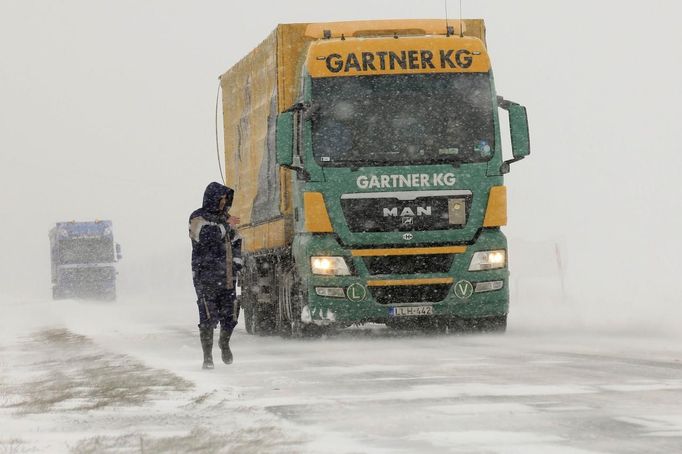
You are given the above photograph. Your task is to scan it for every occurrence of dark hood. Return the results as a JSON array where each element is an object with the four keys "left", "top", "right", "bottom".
[{"left": 202, "top": 182, "right": 234, "bottom": 214}]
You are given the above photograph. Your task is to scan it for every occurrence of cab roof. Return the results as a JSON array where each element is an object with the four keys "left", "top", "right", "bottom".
[{"left": 304, "top": 19, "right": 486, "bottom": 45}]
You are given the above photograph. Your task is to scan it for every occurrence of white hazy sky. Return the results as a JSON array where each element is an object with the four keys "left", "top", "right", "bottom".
[{"left": 1, "top": 1, "right": 681, "bottom": 330}]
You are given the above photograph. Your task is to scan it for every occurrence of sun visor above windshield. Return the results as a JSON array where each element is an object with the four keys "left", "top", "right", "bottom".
[
  {"left": 304, "top": 19, "right": 486, "bottom": 41},
  {"left": 306, "top": 36, "right": 490, "bottom": 78}
]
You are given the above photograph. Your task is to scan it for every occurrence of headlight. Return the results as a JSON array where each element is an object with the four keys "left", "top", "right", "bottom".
[
  {"left": 469, "top": 250, "right": 506, "bottom": 271},
  {"left": 311, "top": 256, "right": 351, "bottom": 276}
]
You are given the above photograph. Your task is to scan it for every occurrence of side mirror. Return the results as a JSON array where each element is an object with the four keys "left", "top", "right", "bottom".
[
  {"left": 276, "top": 111, "right": 295, "bottom": 167},
  {"left": 115, "top": 243, "right": 122, "bottom": 261},
  {"left": 497, "top": 96, "right": 530, "bottom": 173},
  {"left": 277, "top": 104, "right": 311, "bottom": 181}
]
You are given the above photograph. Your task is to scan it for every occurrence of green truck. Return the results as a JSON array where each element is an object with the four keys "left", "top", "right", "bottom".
[{"left": 219, "top": 19, "right": 530, "bottom": 335}]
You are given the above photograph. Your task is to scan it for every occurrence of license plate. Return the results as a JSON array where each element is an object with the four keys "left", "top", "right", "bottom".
[{"left": 389, "top": 305, "right": 433, "bottom": 317}]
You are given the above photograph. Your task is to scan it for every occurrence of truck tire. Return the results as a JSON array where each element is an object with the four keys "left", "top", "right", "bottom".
[
  {"left": 253, "top": 302, "right": 277, "bottom": 335},
  {"left": 241, "top": 260, "right": 276, "bottom": 335},
  {"left": 275, "top": 262, "right": 327, "bottom": 338},
  {"left": 242, "top": 287, "right": 276, "bottom": 336},
  {"left": 276, "top": 266, "right": 316, "bottom": 338},
  {"left": 52, "top": 286, "right": 64, "bottom": 300},
  {"left": 275, "top": 262, "right": 297, "bottom": 337},
  {"left": 240, "top": 263, "right": 257, "bottom": 335},
  {"left": 243, "top": 302, "right": 255, "bottom": 334}
]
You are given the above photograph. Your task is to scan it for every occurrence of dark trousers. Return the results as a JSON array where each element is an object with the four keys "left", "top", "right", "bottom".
[{"left": 195, "top": 284, "right": 238, "bottom": 332}]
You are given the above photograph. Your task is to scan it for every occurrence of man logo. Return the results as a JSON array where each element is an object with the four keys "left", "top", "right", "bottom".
[
  {"left": 402, "top": 233, "right": 414, "bottom": 240},
  {"left": 383, "top": 207, "right": 432, "bottom": 217},
  {"left": 401, "top": 216, "right": 414, "bottom": 226}
]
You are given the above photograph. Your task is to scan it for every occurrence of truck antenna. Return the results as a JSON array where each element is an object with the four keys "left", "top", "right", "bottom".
[
  {"left": 215, "top": 79, "right": 226, "bottom": 185},
  {"left": 445, "top": 0, "right": 451, "bottom": 36},
  {"left": 459, "top": 0, "right": 464, "bottom": 37}
]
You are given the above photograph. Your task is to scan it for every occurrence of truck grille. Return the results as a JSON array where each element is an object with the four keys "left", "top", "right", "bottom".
[
  {"left": 363, "top": 254, "right": 453, "bottom": 275},
  {"left": 340, "top": 191, "right": 471, "bottom": 233},
  {"left": 59, "top": 267, "right": 116, "bottom": 283},
  {"left": 370, "top": 284, "right": 451, "bottom": 305}
]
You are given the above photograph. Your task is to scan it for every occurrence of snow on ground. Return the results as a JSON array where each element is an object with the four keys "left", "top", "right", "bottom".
[{"left": 2, "top": 296, "right": 682, "bottom": 453}]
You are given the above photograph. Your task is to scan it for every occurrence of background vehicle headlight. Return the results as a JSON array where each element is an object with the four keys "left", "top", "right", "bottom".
[
  {"left": 311, "top": 256, "right": 351, "bottom": 276},
  {"left": 468, "top": 250, "right": 506, "bottom": 271}
]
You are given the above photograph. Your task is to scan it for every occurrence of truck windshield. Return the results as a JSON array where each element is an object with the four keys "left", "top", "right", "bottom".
[
  {"left": 311, "top": 73, "right": 495, "bottom": 166},
  {"left": 59, "top": 238, "right": 114, "bottom": 264}
]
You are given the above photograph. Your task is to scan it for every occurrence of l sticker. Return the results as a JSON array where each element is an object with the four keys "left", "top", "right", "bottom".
[{"left": 346, "top": 283, "right": 367, "bottom": 302}]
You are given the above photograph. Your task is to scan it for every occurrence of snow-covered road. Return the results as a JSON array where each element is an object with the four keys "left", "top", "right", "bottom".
[{"left": 2, "top": 297, "right": 681, "bottom": 453}]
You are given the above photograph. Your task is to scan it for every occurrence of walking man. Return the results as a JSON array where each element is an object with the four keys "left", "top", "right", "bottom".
[{"left": 189, "top": 182, "right": 242, "bottom": 369}]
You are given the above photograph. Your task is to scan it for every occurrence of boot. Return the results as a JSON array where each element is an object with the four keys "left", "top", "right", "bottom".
[
  {"left": 219, "top": 329, "right": 233, "bottom": 364},
  {"left": 199, "top": 328, "right": 214, "bottom": 369}
]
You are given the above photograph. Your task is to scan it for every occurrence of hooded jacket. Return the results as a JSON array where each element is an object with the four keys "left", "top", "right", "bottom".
[{"left": 189, "top": 182, "right": 242, "bottom": 289}]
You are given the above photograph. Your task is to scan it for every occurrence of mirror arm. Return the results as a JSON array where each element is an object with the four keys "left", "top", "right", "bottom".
[
  {"left": 496, "top": 95, "right": 516, "bottom": 111},
  {"left": 497, "top": 95, "right": 508, "bottom": 109},
  {"left": 284, "top": 102, "right": 305, "bottom": 113},
  {"left": 280, "top": 164, "right": 310, "bottom": 181},
  {"left": 285, "top": 101, "right": 312, "bottom": 114},
  {"left": 497, "top": 95, "right": 512, "bottom": 174},
  {"left": 500, "top": 156, "right": 525, "bottom": 174}
]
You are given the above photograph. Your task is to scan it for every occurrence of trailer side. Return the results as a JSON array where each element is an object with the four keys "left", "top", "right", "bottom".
[{"left": 220, "top": 24, "right": 309, "bottom": 253}]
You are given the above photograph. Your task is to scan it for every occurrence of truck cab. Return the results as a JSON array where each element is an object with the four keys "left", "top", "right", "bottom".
[
  {"left": 274, "top": 21, "right": 529, "bottom": 332},
  {"left": 49, "top": 220, "right": 122, "bottom": 301}
]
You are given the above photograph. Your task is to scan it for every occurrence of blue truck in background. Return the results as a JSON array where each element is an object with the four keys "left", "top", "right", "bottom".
[{"left": 49, "top": 221, "right": 122, "bottom": 300}]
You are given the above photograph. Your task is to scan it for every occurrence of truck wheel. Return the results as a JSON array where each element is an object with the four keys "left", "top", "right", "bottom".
[
  {"left": 243, "top": 302, "right": 255, "bottom": 334},
  {"left": 240, "top": 264, "right": 257, "bottom": 335},
  {"left": 52, "top": 287, "right": 64, "bottom": 300},
  {"left": 253, "top": 302, "right": 277, "bottom": 335},
  {"left": 240, "top": 260, "right": 276, "bottom": 336},
  {"left": 275, "top": 263, "right": 324, "bottom": 338},
  {"left": 275, "top": 263, "right": 298, "bottom": 337},
  {"left": 246, "top": 257, "right": 277, "bottom": 336}
]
